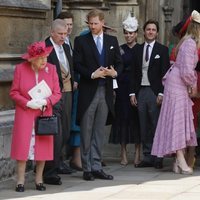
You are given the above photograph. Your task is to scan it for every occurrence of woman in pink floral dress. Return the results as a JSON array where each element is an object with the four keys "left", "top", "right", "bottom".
[{"left": 151, "top": 10, "right": 200, "bottom": 175}]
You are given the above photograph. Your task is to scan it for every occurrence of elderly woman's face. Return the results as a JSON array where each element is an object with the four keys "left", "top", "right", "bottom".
[{"left": 30, "top": 56, "right": 47, "bottom": 70}]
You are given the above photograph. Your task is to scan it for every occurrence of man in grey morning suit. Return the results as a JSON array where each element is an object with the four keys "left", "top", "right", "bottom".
[
  {"left": 130, "top": 19, "right": 170, "bottom": 169},
  {"left": 73, "top": 9, "right": 123, "bottom": 181}
]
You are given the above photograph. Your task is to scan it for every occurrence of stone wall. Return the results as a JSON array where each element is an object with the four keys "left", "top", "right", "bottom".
[
  {"left": 65, "top": 0, "right": 140, "bottom": 46},
  {"left": 0, "top": 0, "right": 52, "bottom": 111},
  {"left": 0, "top": 111, "right": 15, "bottom": 181}
]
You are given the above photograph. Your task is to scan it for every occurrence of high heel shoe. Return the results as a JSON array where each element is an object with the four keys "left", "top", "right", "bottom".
[
  {"left": 177, "top": 165, "right": 193, "bottom": 175},
  {"left": 15, "top": 184, "right": 25, "bottom": 192},
  {"left": 35, "top": 183, "right": 46, "bottom": 191},
  {"left": 120, "top": 160, "right": 128, "bottom": 166},
  {"left": 134, "top": 162, "right": 141, "bottom": 168},
  {"left": 134, "top": 158, "right": 141, "bottom": 168}
]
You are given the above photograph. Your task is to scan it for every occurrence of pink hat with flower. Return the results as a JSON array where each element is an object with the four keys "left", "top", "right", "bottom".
[{"left": 21, "top": 41, "right": 53, "bottom": 60}]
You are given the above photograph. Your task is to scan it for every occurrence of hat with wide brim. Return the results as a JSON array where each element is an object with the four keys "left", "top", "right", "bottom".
[
  {"left": 21, "top": 41, "right": 53, "bottom": 60},
  {"left": 191, "top": 10, "right": 200, "bottom": 23}
]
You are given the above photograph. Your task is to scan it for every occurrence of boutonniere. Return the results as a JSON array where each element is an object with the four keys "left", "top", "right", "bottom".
[
  {"left": 45, "top": 67, "right": 49, "bottom": 73},
  {"left": 110, "top": 46, "right": 114, "bottom": 50},
  {"left": 154, "top": 54, "right": 160, "bottom": 59}
]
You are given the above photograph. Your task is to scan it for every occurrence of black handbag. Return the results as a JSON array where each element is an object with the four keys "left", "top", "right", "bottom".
[{"left": 35, "top": 106, "right": 59, "bottom": 136}]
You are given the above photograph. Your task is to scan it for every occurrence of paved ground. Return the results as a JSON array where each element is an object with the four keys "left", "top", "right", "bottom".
[{"left": 1, "top": 158, "right": 200, "bottom": 200}]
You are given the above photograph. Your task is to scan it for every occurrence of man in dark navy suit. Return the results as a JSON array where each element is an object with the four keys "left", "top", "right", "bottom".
[
  {"left": 73, "top": 9, "right": 123, "bottom": 181},
  {"left": 44, "top": 19, "right": 75, "bottom": 185},
  {"left": 130, "top": 19, "right": 170, "bottom": 169}
]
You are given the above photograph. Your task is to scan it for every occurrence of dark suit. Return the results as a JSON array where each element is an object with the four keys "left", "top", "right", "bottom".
[
  {"left": 44, "top": 38, "right": 74, "bottom": 175},
  {"left": 73, "top": 32, "right": 123, "bottom": 172},
  {"left": 45, "top": 38, "right": 74, "bottom": 91},
  {"left": 130, "top": 41, "right": 170, "bottom": 164}
]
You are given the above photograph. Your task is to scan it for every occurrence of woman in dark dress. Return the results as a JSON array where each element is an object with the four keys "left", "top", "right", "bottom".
[{"left": 109, "top": 13, "right": 141, "bottom": 165}]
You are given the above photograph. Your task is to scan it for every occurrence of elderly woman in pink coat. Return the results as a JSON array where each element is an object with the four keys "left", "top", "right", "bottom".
[
  {"left": 10, "top": 41, "right": 61, "bottom": 192},
  {"left": 151, "top": 10, "right": 200, "bottom": 175}
]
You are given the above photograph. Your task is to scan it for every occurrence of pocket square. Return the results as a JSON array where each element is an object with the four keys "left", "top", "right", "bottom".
[
  {"left": 110, "top": 46, "right": 114, "bottom": 49},
  {"left": 155, "top": 54, "right": 160, "bottom": 59}
]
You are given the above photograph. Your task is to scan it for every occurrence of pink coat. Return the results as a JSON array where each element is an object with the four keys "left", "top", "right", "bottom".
[{"left": 10, "top": 62, "right": 61, "bottom": 161}]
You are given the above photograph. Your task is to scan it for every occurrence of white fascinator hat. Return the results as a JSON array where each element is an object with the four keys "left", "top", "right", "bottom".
[
  {"left": 191, "top": 10, "right": 200, "bottom": 23},
  {"left": 122, "top": 12, "right": 139, "bottom": 32}
]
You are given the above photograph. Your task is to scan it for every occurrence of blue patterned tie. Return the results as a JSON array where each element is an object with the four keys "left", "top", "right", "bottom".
[{"left": 96, "top": 36, "right": 102, "bottom": 54}]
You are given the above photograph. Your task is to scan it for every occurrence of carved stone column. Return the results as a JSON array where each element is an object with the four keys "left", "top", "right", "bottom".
[{"left": 162, "top": 1, "right": 174, "bottom": 46}]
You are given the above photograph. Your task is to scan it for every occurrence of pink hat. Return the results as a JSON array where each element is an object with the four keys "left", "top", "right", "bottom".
[{"left": 21, "top": 41, "right": 53, "bottom": 60}]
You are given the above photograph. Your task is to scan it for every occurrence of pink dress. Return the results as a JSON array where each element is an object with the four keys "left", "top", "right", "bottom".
[
  {"left": 10, "top": 62, "right": 61, "bottom": 161},
  {"left": 151, "top": 38, "right": 198, "bottom": 157}
]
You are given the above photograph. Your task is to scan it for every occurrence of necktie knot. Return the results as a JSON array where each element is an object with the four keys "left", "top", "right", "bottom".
[
  {"left": 96, "top": 36, "right": 102, "bottom": 54},
  {"left": 145, "top": 44, "right": 150, "bottom": 62},
  {"left": 59, "top": 46, "right": 64, "bottom": 54}
]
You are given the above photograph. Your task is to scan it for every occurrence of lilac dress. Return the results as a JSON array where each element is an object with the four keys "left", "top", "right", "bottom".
[{"left": 151, "top": 37, "right": 198, "bottom": 157}]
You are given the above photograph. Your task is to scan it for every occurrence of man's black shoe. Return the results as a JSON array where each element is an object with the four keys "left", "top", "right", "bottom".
[
  {"left": 92, "top": 170, "right": 113, "bottom": 180},
  {"left": 154, "top": 161, "right": 163, "bottom": 169},
  {"left": 134, "top": 160, "right": 154, "bottom": 168},
  {"left": 101, "top": 161, "right": 107, "bottom": 167},
  {"left": 83, "top": 172, "right": 95, "bottom": 181},
  {"left": 57, "top": 162, "right": 76, "bottom": 174},
  {"left": 15, "top": 184, "right": 25, "bottom": 192},
  {"left": 43, "top": 174, "right": 62, "bottom": 185}
]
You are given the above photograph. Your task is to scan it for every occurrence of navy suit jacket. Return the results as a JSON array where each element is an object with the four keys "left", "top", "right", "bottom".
[
  {"left": 73, "top": 32, "right": 123, "bottom": 124},
  {"left": 130, "top": 41, "right": 170, "bottom": 96},
  {"left": 45, "top": 37, "right": 74, "bottom": 91}
]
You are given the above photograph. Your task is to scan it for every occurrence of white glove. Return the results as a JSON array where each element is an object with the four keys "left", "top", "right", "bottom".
[
  {"left": 35, "top": 99, "right": 47, "bottom": 106},
  {"left": 26, "top": 99, "right": 43, "bottom": 110}
]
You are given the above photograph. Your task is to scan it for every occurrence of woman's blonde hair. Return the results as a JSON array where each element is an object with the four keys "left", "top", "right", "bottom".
[
  {"left": 175, "top": 20, "right": 200, "bottom": 56},
  {"left": 187, "top": 20, "right": 200, "bottom": 45}
]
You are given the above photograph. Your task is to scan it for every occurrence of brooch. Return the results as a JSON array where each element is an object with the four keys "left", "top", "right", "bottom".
[{"left": 45, "top": 67, "right": 49, "bottom": 73}]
